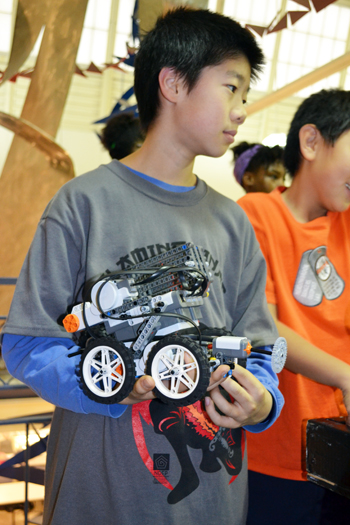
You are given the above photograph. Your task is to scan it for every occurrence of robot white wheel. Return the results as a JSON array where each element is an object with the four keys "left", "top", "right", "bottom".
[
  {"left": 271, "top": 337, "right": 287, "bottom": 373},
  {"left": 146, "top": 334, "right": 210, "bottom": 406},
  {"left": 80, "top": 337, "right": 135, "bottom": 404}
]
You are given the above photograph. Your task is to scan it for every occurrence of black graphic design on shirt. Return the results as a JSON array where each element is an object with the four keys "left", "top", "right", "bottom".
[
  {"left": 293, "top": 246, "right": 344, "bottom": 306},
  {"left": 132, "top": 399, "right": 244, "bottom": 505}
]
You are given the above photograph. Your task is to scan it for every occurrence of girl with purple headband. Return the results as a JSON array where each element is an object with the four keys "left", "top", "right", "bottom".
[{"left": 232, "top": 141, "right": 285, "bottom": 193}]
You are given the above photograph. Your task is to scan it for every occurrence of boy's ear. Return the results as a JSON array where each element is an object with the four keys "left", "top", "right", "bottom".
[
  {"left": 158, "top": 67, "right": 182, "bottom": 103},
  {"left": 299, "top": 124, "right": 320, "bottom": 161}
]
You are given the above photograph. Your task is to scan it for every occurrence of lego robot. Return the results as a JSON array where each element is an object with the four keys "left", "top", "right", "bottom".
[{"left": 63, "top": 243, "right": 287, "bottom": 407}]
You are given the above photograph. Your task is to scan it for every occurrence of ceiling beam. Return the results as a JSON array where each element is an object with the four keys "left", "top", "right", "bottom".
[
  {"left": 267, "top": 0, "right": 287, "bottom": 93},
  {"left": 98, "top": 0, "right": 120, "bottom": 119},
  {"left": 247, "top": 50, "right": 350, "bottom": 116},
  {"left": 138, "top": 0, "right": 163, "bottom": 36},
  {"left": 258, "top": 0, "right": 287, "bottom": 141},
  {"left": 138, "top": 0, "right": 209, "bottom": 36},
  {"left": 216, "top": 0, "right": 225, "bottom": 13},
  {"left": 339, "top": 17, "right": 350, "bottom": 88}
]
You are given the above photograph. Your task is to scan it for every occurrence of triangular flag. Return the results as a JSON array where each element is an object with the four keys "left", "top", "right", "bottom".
[
  {"left": 18, "top": 68, "right": 34, "bottom": 79},
  {"left": 245, "top": 24, "right": 266, "bottom": 37},
  {"left": 267, "top": 14, "right": 288, "bottom": 34},
  {"left": 291, "top": 0, "right": 311, "bottom": 9},
  {"left": 93, "top": 87, "right": 136, "bottom": 125},
  {"left": 126, "top": 44, "right": 137, "bottom": 55},
  {"left": 75, "top": 65, "right": 87, "bottom": 77},
  {"left": 312, "top": 0, "right": 337, "bottom": 12},
  {"left": 289, "top": 10, "right": 309, "bottom": 25},
  {"left": 104, "top": 62, "right": 126, "bottom": 72},
  {"left": 112, "top": 47, "right": 137, "bottom": 68},
  {"left": 123, "top": 54, "right": 136, "bottom": 67},
  {"left": 86, "top": 62, "right": 102, "bottom": 74}
]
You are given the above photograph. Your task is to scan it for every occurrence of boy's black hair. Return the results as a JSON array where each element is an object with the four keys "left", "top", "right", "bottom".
[
  {"left": 285, "top": 89, "right": 350, "bottom": 177},
  {"left": 100, "top": 113, "right": 144, "bottom": 160},
  {"left": 232, "top": 141, "right": 284, "bottom": 172},
  {"left": 134, "top": 7, "right": 264, "bottom": 131}
]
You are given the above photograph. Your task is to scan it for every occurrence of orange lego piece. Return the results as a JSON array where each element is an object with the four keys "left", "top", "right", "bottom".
[
  {"left": 245, "top": 342, "right": 252, "bottom": 355},
  {"left": 63, "top": 314, "right": 80, "bottom": 333}
]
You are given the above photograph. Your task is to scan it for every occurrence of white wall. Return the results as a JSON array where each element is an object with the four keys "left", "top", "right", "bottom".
[
  {"left": 58, "top": 129, "right": 246, "bottom": 202},
  {"left": 194, "top": 150, "right": 245, "bottom": 202},
  {"left": 0, "top": 127, "right": 246, "bottom": 202},
  {"left": 56, "top": 128, "right": 111, "bottom": 175}
]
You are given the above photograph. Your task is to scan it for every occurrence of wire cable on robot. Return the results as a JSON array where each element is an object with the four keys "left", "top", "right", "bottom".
[
  {"left": 80, "top": 305, "right": 202, "bottom": 344},
  {"left": 93, "top": 266, "right": 208, "bottom": 308}
]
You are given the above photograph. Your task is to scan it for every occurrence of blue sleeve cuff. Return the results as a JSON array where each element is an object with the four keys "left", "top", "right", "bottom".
[{"left": 243, "top": 349, "right": 284, "bottom": 433}]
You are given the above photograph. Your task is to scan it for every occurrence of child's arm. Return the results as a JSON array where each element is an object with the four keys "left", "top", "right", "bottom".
[
  {"left": 3, "top": 334, "right": 278, "bottom": 428},
  {"left": 2, "top": 334, "right": 129, "bottom": 417},
  {"left": 268, "top": 303, "right": 350, "bottom": 425}
]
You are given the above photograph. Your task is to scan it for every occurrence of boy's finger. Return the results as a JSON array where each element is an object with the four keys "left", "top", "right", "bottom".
[
  {"left": 134, "top": 375, "right": 155, "bottom": 394},
  {"left": 228, "top": 364, "right": 261, "bottom": 392},
  {"left": 204, "top": 396, "right": 241, "bottom": 429},
  {"left": 207, "top": 364, "right": 230, "bottom": 391}
]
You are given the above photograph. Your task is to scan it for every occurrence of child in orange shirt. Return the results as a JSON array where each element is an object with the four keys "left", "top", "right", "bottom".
[{"left": 239, "top": 88, "right": 350, "bottom": 524}]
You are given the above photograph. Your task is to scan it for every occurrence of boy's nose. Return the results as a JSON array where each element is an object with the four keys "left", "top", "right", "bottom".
[{"left": 231, "top": 104, "right": 247, "bottom": 125}]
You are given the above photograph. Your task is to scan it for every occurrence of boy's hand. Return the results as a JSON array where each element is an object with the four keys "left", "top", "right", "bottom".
[
  {"left": 205, "top": 364, "right": 273, "bottom": 429},
  {"left": 120, "top": 375, "right": 156, "bottom": 405},
  {"left": 119, "top": 364, "right": 230, "bottom": 406},
  {"left": 119, "top": 365, "right": 274, "bottom": 426}
]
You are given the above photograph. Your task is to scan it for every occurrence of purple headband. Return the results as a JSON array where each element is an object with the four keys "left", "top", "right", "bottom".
[{"left": 234, "top": 144, "right": 263, "bottom": 186}]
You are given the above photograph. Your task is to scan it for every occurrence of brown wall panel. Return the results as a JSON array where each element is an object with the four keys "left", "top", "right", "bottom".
[{"left": 0, "top": 0, "right": 89, "bottom": 320}]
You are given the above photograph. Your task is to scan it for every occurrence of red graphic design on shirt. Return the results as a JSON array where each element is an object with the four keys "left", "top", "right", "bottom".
[{"left": 132, "top": 398, "right": 244, "bottom": 505}]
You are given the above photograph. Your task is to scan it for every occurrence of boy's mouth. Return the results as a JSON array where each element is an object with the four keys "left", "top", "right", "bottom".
[{"left": 224, "top": 130, "right": 237, "bottom": 143}]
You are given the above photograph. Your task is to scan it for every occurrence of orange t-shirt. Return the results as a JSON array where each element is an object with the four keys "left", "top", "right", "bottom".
[{"left": 238, "top": 188, "right": 350, "bottom": 481}]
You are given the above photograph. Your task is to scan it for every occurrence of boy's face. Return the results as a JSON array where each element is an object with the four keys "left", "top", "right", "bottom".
[
  {"left": 314, "top": 129, "right": 350, "bottom": 213},
  {"left": 175, "top": 56, "right": 251, "bottom": 159}
]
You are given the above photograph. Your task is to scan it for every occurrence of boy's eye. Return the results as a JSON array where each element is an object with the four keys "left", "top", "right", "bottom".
[{"left": 227, "top": 85, "right": 237, "bottom": 93}]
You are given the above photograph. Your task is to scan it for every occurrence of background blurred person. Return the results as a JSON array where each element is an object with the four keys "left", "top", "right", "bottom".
[{"left": 232, "top": 141, "right": 285, "bottom": 193}]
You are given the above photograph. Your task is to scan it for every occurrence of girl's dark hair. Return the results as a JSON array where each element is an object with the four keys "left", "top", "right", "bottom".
[
  {"left": 285, "top": 89, "right": 350, "bottom": 177},
  {"left": 100, "top": 113, "right": 144, "bottom": 160},
  {"left": 232, "top": 141, "right": 284, "bottom": 172},
  {"left": 134, "top": 7, "right": 264, "bottom": 131}
]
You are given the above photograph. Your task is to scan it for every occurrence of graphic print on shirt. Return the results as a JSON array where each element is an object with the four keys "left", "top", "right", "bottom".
[
  {"left": 293, "top": 246, "right": 345, "bottom": 306},
  {"left": 132, "top": 399, "right": 244, "bottom": 505}
]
